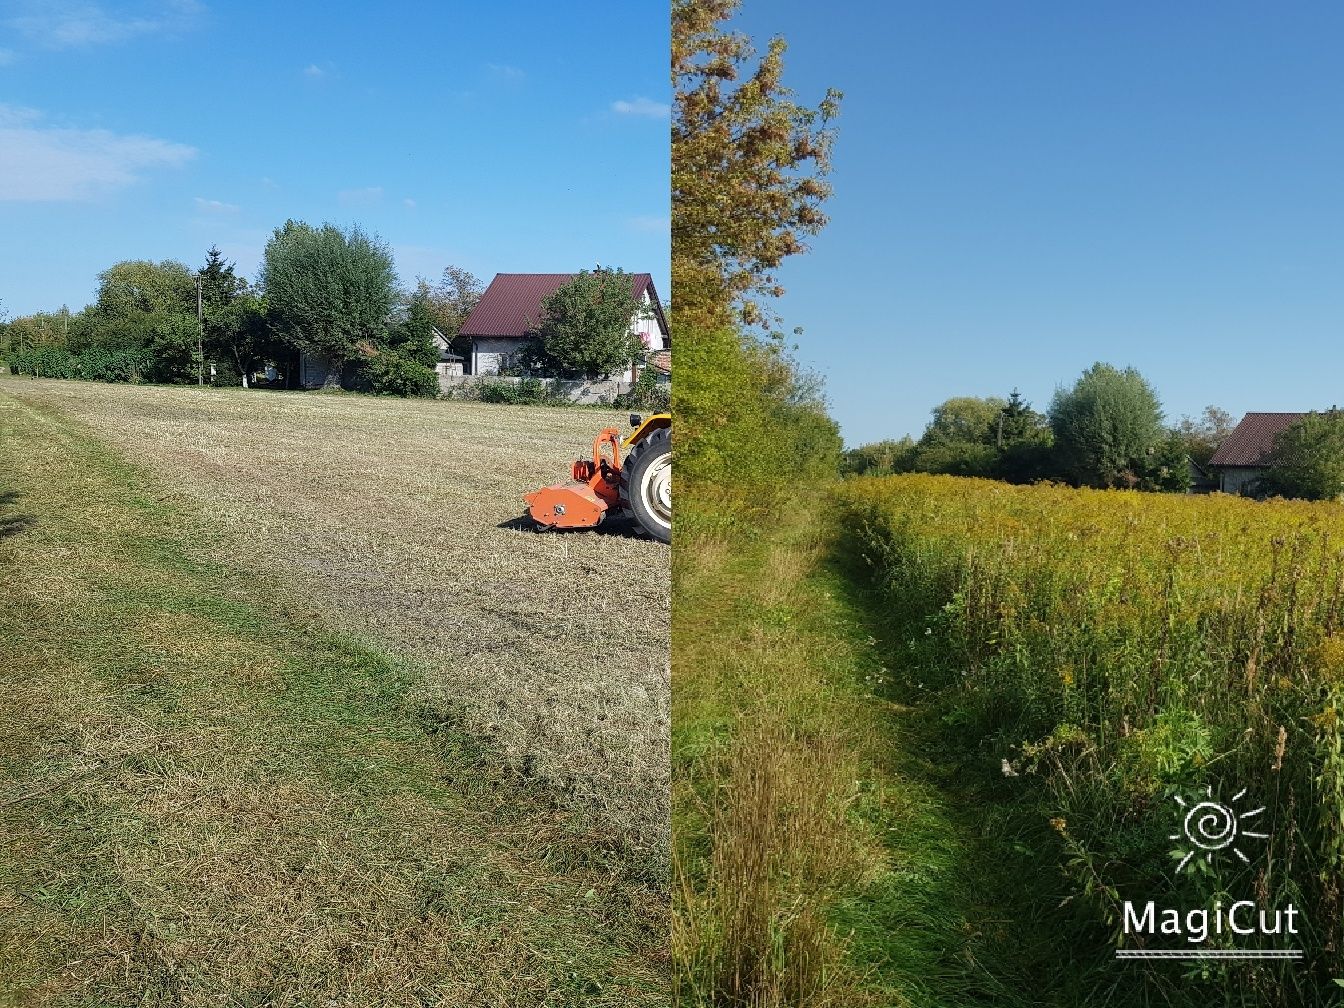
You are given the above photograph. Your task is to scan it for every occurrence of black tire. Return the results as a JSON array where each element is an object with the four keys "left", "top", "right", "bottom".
[{"left": 621, "top": 426, "right": 671, "bottom": 543}]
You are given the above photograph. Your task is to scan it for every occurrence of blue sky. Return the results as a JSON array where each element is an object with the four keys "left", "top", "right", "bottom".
[
  {"left": 0, "top": 1, "right": 669, "bottom": 317},
  {"left": 734, "top": 2, "right": 1344, "bottom": 446}
]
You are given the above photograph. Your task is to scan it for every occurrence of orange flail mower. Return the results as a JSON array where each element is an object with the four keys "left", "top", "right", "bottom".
[{"left": 524, "top": 413, "right": 671, "bottom": 543}]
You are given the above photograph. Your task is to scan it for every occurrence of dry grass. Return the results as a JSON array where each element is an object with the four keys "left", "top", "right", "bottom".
[
  {"left": 0, "top": 379, "right": 668, "bottom": 1006},
  {"left": 672, "top": 498, "right": 887, "bottom": 1007},
  {"left": 0, "top": 377, "right": 670, "bottom": 861}
]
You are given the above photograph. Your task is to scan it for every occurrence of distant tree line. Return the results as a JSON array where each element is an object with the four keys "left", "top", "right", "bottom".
[
  {"left": 1, "top": 222, "right": 484, "bottom": 398},
  {"left": 843, "top": 362, "right": 1237, "bottom": 494}
]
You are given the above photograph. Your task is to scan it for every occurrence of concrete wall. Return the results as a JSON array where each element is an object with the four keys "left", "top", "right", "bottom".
[
  {"left": 439, "top": 373, "right": 633, "bottom": 404},
  {"left": 298, "top": 352, "right": 330, "bottom": 390}
]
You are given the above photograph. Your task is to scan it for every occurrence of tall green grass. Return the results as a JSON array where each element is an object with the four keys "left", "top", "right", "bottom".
[{"left": 842, "top": 474, "right": 1344, "bottom": 1004}]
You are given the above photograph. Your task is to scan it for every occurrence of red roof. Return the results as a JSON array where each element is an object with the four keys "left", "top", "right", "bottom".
[
  {"left": 1209, "top": 412, "right": 1305, "bottom": 467},
  {"left": 460, "top": 272, "right": 667, "bottom": 338}
]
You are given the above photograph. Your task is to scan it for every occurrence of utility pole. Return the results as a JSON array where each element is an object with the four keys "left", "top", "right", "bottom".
[{"left": 195, "top": 272, "right": 204, "bottom": 386}]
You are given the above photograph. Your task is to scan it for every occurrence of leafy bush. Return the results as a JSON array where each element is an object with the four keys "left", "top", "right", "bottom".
[
  {"left": 476, "top": 377, "right": 559, "bottom": 406},
  {"left": 7, "top": 346, "right": 78, "bottom": 378},
  {"left": 211, "top": 357, "right": 243, "bottom": 388},
  {"left": 363, "top": 351, "right": 439, "bottom": 398},
  {"left": 614, "top": 365, "right": 669, "bottom": 411},
  {"left": 79, "top": 348, "right": 143, "bottom": 382},
  {"left": 7, "top": 345, "right": 144, "bottom": 381}
]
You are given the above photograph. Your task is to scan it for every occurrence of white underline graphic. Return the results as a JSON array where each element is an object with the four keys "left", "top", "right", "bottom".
[{"left": 1116, "top": 949, "right": 1303, "bottom": 960}]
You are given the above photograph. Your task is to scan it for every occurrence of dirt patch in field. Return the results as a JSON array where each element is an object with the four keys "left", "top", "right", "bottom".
[{"left": 1, "top": 378, "right": 670, "bottom": 864}]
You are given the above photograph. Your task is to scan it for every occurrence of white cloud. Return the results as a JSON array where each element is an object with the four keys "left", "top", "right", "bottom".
[
  {"left": 303, "top": 63, "right": 326, "bottom": 78},
  {"left": 612, "top": 96, "right": 670, "bottom": 118},
  {"left": 402, "top": 197, "right": 416, "bottom": 209},
  {"left": 260, "top": 176, "right": 278, "bottom": 189},
  {"left": 486, "top": 62, "right": 525, "bottom": 81},
  {"left": 337, "top": 185, "right": 383, "bottom": 207},
  {"left": 0, "top": 105, "right": 40, "bottom": 127},
  {"left": 627, "top": 214, "right": 670, "bottom": 233},
  {"left": 7, "top": 0, "right": 204, "bottom": 50},
  {"left": 0, "top": 104, "right": 196, "bottom": 201},
  {"left": 193, "top": 196, "right": 237, "bottom": 214}
]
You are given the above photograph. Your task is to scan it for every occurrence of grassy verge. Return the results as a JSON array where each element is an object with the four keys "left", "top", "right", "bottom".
[
  {"left": 673, "top": 489, "right": 1077, "bottom": 1007},
  {"left": 0, "top": 391, "right": 664, "bottom": 1005}
]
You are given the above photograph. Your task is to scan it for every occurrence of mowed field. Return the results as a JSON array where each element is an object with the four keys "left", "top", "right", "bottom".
[{"left": 0, "top": 376, "right": 669, "bottom": 1006}]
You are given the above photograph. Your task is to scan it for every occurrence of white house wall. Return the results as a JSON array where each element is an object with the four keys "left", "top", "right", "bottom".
[
  {"left": 471, "top": 337, "right": 527, "bottom": 375},
  {"left": 633, "top": 292, "right": 666, "bottom": 351}
]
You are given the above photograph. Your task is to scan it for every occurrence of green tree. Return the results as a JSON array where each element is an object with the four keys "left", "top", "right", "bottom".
[
  {"left": 1049, "top": 363, "right": 1167, "bottom": 488},
  {"left": 259, "top": 221, "right": 397, "bottom": 389},
  {"left": 360, "top": 283, "right": 441, "bottom": 397},
  {"left": 426, "top": 266, "right": 484, "bottom": 358},
  {"left": 994, "top": 390, "right": 1055, "bottom": 483},
  {"left": 387, "top": 282, "right": 442, "bottom": 367},
  {"left": 89, "top": 260, "right": 199, "bottom": 382},
  {"left": 197, "top": 246, "right": 277, "bottom": 386},
  {"left": 922, "top": 396, "right": 1006, "bottom": 446},
  {"left": 672, "top": 0, "right": 844, "bottom": 490},
  {"left": 673, "top": 0, "right": 839, "bottom": 331},
  {"left": 909, "top": 396, "right": 1004, "bottom": 479},
  {"left": 3, "top": 309, "right": 72, "bottom": 353},
  {"left": 523, "top": 269, "right": 648, "bottom": 380},
  {"left": 200, "top": 245, "right": 246, "bottom": 307},
  {"left": 1259, "top": 410, "right": 1344, "bottom": 501},
  {"left": 1146, "top": 431, "right": 1193, "bottom": 493},
  {"left": 908, "top": 397, "right": 1005, "bottom": 478},
  {"left": 94, "top": 259, "right": 196, "bottom": 319},
  {"left": 1172, "top": 405, "right": 1235, "bottom": 468},
  {"left": 842, "top": 437, "right": 917, "bottom": 477}
]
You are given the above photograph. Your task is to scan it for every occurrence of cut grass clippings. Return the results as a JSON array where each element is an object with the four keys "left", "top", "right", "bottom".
[
  {"left": 0, "top": 377, "right": 671, "bottom": 873},
  {"left": 0, "top": 386, "right": 666, "bottom": 1006}
]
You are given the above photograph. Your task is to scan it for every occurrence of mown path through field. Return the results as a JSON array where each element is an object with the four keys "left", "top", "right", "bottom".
[
  {"left": 826, "top": 522, "right": 1129, "bottom": 1006},
  {"left": 674, "top": 499, "right": 1099, "bottom": 1006},
  {"left": 0, "top": 387, "right": 665, "bottom": 1007}
]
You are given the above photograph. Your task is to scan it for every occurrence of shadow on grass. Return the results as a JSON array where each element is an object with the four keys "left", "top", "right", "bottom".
[
  {"left": 497, "top": 512, "right": 659, "bottom": 542},
  {"left": 0, "top": 489, "right": 34, "bottom": 539}
]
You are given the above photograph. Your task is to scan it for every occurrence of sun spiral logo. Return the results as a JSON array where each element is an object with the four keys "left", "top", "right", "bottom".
[{"left": 1171, "top": 786, "right": 1267, "bottom": 873}]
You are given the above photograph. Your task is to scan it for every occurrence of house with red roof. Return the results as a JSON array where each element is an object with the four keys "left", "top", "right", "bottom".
[
  {"left": 1208, "top": 412, "right": 1305, "bottom": 495},
  {"left": 459, "top": 272, "right": 669, "bottom": 378}
]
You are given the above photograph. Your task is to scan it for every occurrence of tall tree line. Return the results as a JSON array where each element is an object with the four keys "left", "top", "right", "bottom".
[
  {"left": 1, "top": 222, "right": 483, "bottom": 398},
  {"left": 844, "top": 364, "right": 1231, "bottom": 493}
]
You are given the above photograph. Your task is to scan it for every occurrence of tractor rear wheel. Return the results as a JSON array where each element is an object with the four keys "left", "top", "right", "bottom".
[{"left": 621, "top": 427, "right": 671, "bottom": 543}]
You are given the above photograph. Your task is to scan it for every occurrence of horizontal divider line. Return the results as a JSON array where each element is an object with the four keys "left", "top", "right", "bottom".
[{"left": 1112, "top": 956, "right": 1300, "bottom": 962}]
